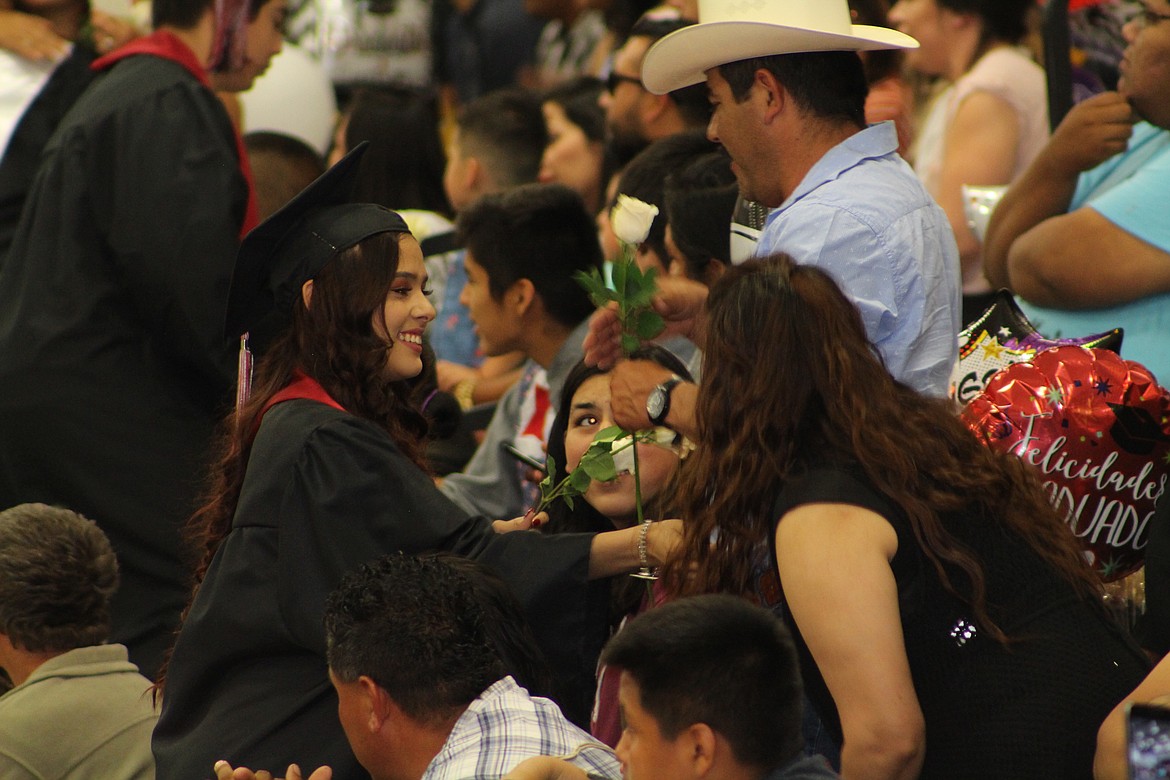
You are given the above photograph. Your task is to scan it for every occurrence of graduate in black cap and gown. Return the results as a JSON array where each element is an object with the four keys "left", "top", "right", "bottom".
[{"left": 152, "top": 146, "right": 677, "bottom": 780}]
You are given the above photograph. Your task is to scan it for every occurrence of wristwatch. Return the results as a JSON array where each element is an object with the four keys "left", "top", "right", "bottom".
[{"left": 646, "top": 374, "right": 684, "bottom": 427}]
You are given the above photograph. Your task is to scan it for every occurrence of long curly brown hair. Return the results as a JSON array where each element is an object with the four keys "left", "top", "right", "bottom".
[
  {"left": 186, "top": 230, "right": 428, "bottom": 597},
  {"left": 665, "top": 255, "right": 1102, "bottom": 643}
]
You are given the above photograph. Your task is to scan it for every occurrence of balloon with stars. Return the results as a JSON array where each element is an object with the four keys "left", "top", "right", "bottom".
[
  {"left": 950, "top": 291, "right": 1123, "bottom": 406},
  {"left": 961, "top": 346, "right": 1170, "bottom": 582}
]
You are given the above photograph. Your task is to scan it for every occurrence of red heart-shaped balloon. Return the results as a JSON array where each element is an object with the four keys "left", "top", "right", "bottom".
[{"left": 961, "top": 346, "right": 1170, "bottom": 581}]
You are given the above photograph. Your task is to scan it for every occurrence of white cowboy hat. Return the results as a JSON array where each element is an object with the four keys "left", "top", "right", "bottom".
[{"left": 641, "top": 0, "right": 918, "bottom": 94}]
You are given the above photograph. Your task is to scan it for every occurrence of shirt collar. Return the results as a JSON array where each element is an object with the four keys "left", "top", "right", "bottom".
[{"left": 770, "top": 121, "right": 900, "bottom": 222}]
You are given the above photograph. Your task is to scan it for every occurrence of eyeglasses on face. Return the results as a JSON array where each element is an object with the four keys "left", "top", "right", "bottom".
[{"left": 606, "top": 71, "right": 643, "bottom": 94}]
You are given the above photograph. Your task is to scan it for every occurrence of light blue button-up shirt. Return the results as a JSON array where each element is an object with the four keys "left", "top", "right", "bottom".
[{"left": 753, "top": 121, "right": 961, "bottom": 397}]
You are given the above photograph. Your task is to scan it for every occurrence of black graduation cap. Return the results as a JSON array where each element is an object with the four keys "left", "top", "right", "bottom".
[{"left": 224, "top": 142, "right": 412, "bottom": 339}]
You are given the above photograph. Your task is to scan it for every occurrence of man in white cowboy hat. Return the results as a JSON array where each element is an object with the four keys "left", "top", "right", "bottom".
[{"left": 584, "top": 0, "right": 961, "bottom": 439}]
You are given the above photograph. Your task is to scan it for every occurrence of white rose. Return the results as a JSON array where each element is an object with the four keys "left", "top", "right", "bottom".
[
  {"left": 610, "top": 194, "right": 659, "bottom": 246},
  {"left": 611, "top": 436, "right": 636, "bottom": 476},
  {"left": 611, "top": 427, "right": 681, "bottom": 475}
]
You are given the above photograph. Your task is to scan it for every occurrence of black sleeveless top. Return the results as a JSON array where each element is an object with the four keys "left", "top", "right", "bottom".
[{"left": 770, "top": 464, "right": 1150, "bottom": 780}]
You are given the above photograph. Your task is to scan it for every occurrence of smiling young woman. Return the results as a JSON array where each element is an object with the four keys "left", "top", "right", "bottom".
[{"left": 152, "top": 149, "right": 681, "bottom": 779}]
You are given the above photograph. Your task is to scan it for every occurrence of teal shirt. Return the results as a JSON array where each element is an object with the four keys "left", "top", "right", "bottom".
[{"left": 1020, "top": 122, "right": 1170, "bottom": 381}]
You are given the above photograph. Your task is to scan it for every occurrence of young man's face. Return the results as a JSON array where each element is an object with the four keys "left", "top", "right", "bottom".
[
  {"left": 214, "top": 0, "right": 288, "bottom": 92},
  {"left": 459, "top": 250, "right": 522, "bottom": 357},
  {"left": 615, "top": 672, "right": 698, "bottom": 780}
]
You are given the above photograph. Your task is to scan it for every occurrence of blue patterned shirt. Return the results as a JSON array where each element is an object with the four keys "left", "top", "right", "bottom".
[{"left": 421, "top": 676, "right": 621, "bottom": 780}]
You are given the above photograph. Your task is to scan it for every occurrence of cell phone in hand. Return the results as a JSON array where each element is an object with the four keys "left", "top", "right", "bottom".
[
  {"left": 503, "top": 442, "right": 547, "bottom": 475},
  {"left": 1128, "top": 702, "right": 1170, "bottom": 779}
]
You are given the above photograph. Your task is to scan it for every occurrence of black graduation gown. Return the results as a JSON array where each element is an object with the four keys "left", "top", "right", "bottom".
[
  {"left": 0, "top": 50, "right": 248, "bottom": 678},
  {"left": 152, "top": 399, "right": 601, "bottom": 780},
  {"left": 0, "top": 42, "right": 96, "bottom": 263}
]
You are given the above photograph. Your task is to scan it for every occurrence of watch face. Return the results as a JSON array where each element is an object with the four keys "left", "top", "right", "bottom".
[{"left": 647, "top": 387, "right": 666, "bottom": 420}]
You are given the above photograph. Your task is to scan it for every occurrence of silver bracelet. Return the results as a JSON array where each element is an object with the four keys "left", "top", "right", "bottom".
[{"left": 637, "top": 520, "right": 653, "bottom": 569}]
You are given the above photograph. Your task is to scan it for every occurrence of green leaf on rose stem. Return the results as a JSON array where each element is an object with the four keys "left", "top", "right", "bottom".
[
  {"left": 593, "top": 425, "right": 625, "bottom": 444},
  {"left": 543, "top": 453, "right": 556, "bottom": 479},
  {"left": 627, "top": 266, "right": 658, "bottom": 309},
  {"left": 569, "top": 466, "right": 593, "bottom": 493},
  {"left": 563, "top": 494, "right": 574, "bottom": 511},
  {"left": 634, "top": 310, "right": 665, "bottom": 340},
  {"left": 582, "top": 451, "right": 618, "bottom": 483},
  {"left": 574, "top": 269, "right": 616, "bottom": 308},
  {"left": 621, "top": 333, "right": 641, "bottom": 355}
]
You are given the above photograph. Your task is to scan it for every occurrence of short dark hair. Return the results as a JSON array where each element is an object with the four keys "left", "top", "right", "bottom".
[
  {"left": 456, "top": 89, "right": 549, "bottom": 189},
  {"left": 432, "top": 553, "right": 553, "bottom": 698},
  {"left": 627, "top": 16, "right": 712, "bottom": 128},
  {"left": 457, "top": 183, "right": 602, "bottom": 328},
  {"left": 664, "top": 152, "right": 738, "bottom": 278},
  {"left": 244, "top": 131, "right": 326, "bottom": 221},
  {"left": 720, "top": 51, "right": 868, "bottom": 128},
  {"left": 601, "top": 594, "right": 804, "bottom": 769},
  {"left": 324, "top": 554, "right": 507, "bottom": 726},
  {"left": 617, "top": 130, "right": 718, "bottom": 266},
  {"left": 0, "top": 504, "right": 119, "bottom": 653},
  {"left": 152, "top": 0, "right": 216, "bottom": 29},
  {"left": 938, "top": 0, "right": 1033, "bottom": 43}
]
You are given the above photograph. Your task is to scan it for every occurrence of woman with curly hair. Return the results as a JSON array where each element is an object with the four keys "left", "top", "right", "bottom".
[
  {"left": 152, "top": 149, "right": 677, "bottom": 780},
  {"left": 666, "top": 253, "right": 1149, "bottom": 780}
]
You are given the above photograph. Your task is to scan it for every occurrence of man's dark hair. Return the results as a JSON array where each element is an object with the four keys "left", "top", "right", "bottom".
[
  {"left": 433, "top": 553, "right": 553, "bottom": 698},
  {"left": 0, "top": 504, "right": 119, "bottom": 653},
  {"left": 628, "top": 16, "right": 712, "bottom": 128},
  {"left": 456, "top": 89, "right": 549, "bottom": 189},
  {"left": 244, "top": 131, "right": 326, "bottom": 221},
  {"left": 720, "top": 51, "right": 868, "bottom": 129},
  {"left": 324, "top": 554, "right": 507, "bottom": 726},
  {"left": 617, "top": 130, "right": 718, "bottom": 265},
  {"left": 152, "top": 0, "right": 216, "bottom": 29},
  {"left": 601, "top": 594, "right": 804, "bottom": 770},
  {"left": 457, "top": 183, "right": 601, "bottom": 328}
]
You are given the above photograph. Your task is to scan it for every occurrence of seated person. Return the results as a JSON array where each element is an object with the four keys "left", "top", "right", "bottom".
[
  {"left": 983, "top": 7, "right": 1170, "bottom": 379},
  {"left": 612, "top": 130, "right": 718, "bottom": 276},
  {"left": 439, "top": 182, "right": 604, "bottom": 521},
  {"left": 541, "top": 345, "right": 692, "bottom": 729},
  {"left": 503, "top": 594, "right": 839, "bottom": 780},
  {"left": 662, "top": 151, "right": 737, "bottom": 289},
  {"left": 244, "top": 131, "right": 325, "bottom": 220},
  {"left": 538, "top": 76, "right": 610, "bottom": 216},
  {"left": 432, "top": 89, "right": 547, "bottom": 407},
  {"left": 0, "top": 503, "right": 157, "bottom": 779},
  {"left": 215, "top": 553, "right": 622, "bottom": 780}
]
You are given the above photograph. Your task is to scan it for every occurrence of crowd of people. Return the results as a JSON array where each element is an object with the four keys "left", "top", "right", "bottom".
[{"left": 2, "top": 0, "right": 1170, "bottom": 778}]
